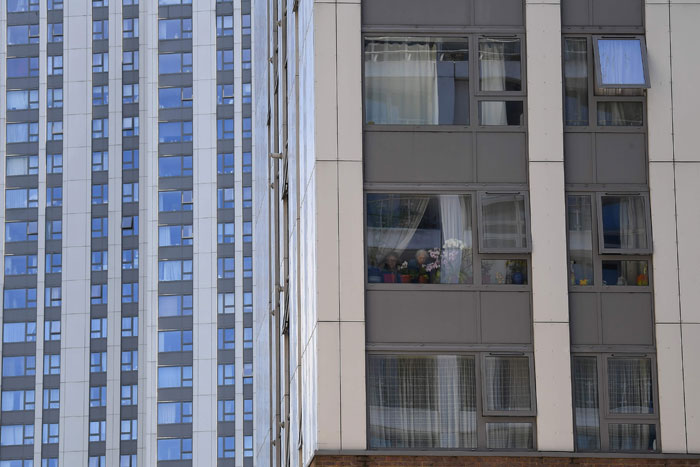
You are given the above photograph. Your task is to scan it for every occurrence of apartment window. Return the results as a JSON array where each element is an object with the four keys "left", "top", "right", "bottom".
[
  {"left": 47, "top": 88, "right": 63, "bottom": 108},
  {"left": 93, "top": 19, "right": 108, "bottom": 40},
  {"left": 218, "top": 188, "right": 234, "bottom": 208},
  {"left": 7, "top": 57, "right": 40, "bottom": 78},
  {"left": 159, "top": 121, "right": 193, "bottom": 143},
  {"left": 217, "top": 50, "right": 234, "bottom": 70},
  {"left": 0, "top": 425, "right": 34, "bottom": 445},
  {"left": 123, "top": 18, "right": 139, "bottom": 38},
  {"left": 4, "top": 288, "right": 37, "bottom": 310},
  {"left": 49, "top": 0, "right": 63, "bottom": 9},
  {"left": 242, "top": 14, "right": 251, "bottom": 35},
  {"left": 243, "top": 221, "right": 252, "bottom": 243},
  {"left": 123, "top": 51, "right": 139, "bottom": 71},
  {"left": 243, "top": 187, "right": 252, "bottom": 207},
  {"left": 43, "top": 459, "right": 58, "bottom": 467},
  {"left": 218, "top": 399, "right": 235, "bottom": 421},
  {"left": 122, "top": 182, "right": 139, "bottom": 203},
  {"left": 42, "top": 423, "right": 59, "bottom": 444},
  {"left": 8, "top": 0, "right": 39, "bottom": 10},
  {"left": 120, "top": 419, "right": 137, "bottom": 441},
  {"left": 90, "top": 352, "right": 107, "bottom": 373},
  {"left": 216, "top": 15, "right": 233, "bottom": 36},
  {"left": 92, "top": 217, "right": 108, "bottom": 238},
  {"left": 92, "top": 184, "right": 108, "bottom": 204},
  {"left": 159, "top": 18, "right": 193, "bottom": 40},
  {"left": 122, "top": 316, "right": 138, "bottom": 337},
  {"left": 218, "top": 363, "right": 235, "bottom": 386},
  {"left": 5, "top": 254, "right": 38, "bottom": 275},
  {"left": 159, "top": 330, "right": 193, "bottom": 352},
  {"left": 243, "top": 118, "right": 252, "bottom": 139},
  {"left": 572, "top": 355, "right": 657, "bottom": 452},
  {"left": 123, "top": 149, "right": 139, "bottom": 169},
  {"left": 89, "top": 421, "right": 106, "bottom": 442},
  {"left": 47, "top": 55, "right": 63, "bottom": 76},
  {"left": 92, "top": 118, "right": 109, "bottom": 138},
  {"left": 93, "top": 52, "right": 109, "bottom": 73},
  {"left": 92, "top": 151, "right": 108, "bottom": 172},
  {"left": 121, "top": 384, "right": 137, "bottom": 406},
  {"left": 218, "top": 328, "right": 235, "bottom": 350},
  {"left": 46, "top": 186, "right": 63, "bottom": 206},
  {"left": 243, "top": 327, "right": 252, "bottom": 349},
  {"left": 122, "top": 249, "right": 139, "bottom": 269},
  {"left": 6, "top": 155, "right": 38, "bottom": 177},
  {"left": 218, "top": 153, "right": 234, "bottom": 174},
  {"left": 47, "top": 154, "right": 63, "bottom": 173},
  {"left": 159, "top": 190, "right": 192, "bottom": 211},
  {"left": 158, "top": 260, "right": 193, "bottom": 281},
  {"left": 593, "top": 37, "right": 649, "bottom": 88},
  {"left": 218, "top": 84, "right": 234, "bottom": 105},
  {"left": 44, "top": 320, "right": 60, "bottom": 341},
  {"left": 159, "top": 87, "right": 192, "bottom": 108},
  {"left": 159, "top": 224, "right": 193, "bottom": 246},
  {"left": 243, "top": 363, "right": 253, "bottom": 385},
  {"left": 121, "top": 350, "right": 138, "bottom": 372},
  {"left": 8, "top": 25, "right": 40, "bottom": 44},
  {"left": 218, "top": 436, "right": 235, "bottom": 458},
  {"left": 43, "top": 388, "right": 59, "bottom": 409},
  {"left": 244, "top": 435, "right": 254, "bottom": 457},
  {"left": 158, "top": 366, "right": 193, "bottom": 388},
  {"left": 218, "top": 223, "right": 234, "bottom": 243},
  {"left": 244, "top": 292, "right": 253, "bottom": 314},
  {"left": 157, "top": 438, "right": 193, "bottom": 461},
  {"left": 7, "top": 122, "right": 39, "bottom": 143},
  {"left": 7, "top": 90, "right": 39, "bottom": 110},
  {"left": 478, "top": 193, "right": 530, "bottom": 253},
  {"left": 243, "top": 398, "right": 253, "bottom": 420},
  {"left": 46, "top": 221, "right": 62, "bottom": 241},
  {"left": 45, "top": 253, "right": 62, "bottom": 273},
  {"left": 3, "top": 322, "right": 36, "bottom": 343},
  {"left": 122, "top": 283, "right": 139, "bottom": 303},
  {"left": 122, "top": 215, "right": 139, "bottom": 236},
  {"left": 159, "top": 0, "right": 191, "bottom": 4},
  {"left": 47, "top": 121, "right": 63, "bottom": 141},
  {"left": 123, "top": 0, "right": 137, "bottom": 4},
  {"left": 217, "top": 257, "right": 235, "bottom": 279},
  {"left": 5, "top": 221, "right": 38, "bottom": 242},
  {"left": 91, "top": 283, "right": 108, "bottom": 305},
  {"left": 158, "top": 294, "right": 193, "bottom": 317},
  {"left": 243, "top": 256, "right": 252, "bottom": 277},
  {"left": 2, "top": 356, "right": 36, "bottom": 376},
  {"left": 88, "top": 457, "right": 105, "bottom": 467},
  {"left": 242, "top": 48, "right": 251, "bottom": 69},
  {"left": 123, "top": 84, "right": 139, "bottom": 104},
  {"left": 159, "top": 52, "right": 192, "bottom": 74},
  {"left": 89, "top": 386, "right": 107, "bottom": 407},
  {"left": 218, "top": 292, "right": 234, "bottom": 314},
  {"left": 243, "top": 83, "right": 252, "bottom": 104},
  {"left": 158, "top": 401, "right": 192, "bottom": 424},
  {"left": 159, "top": 154, "right": 193, "bottom": 177},
  {"left": 93, "top": 85, "right": 108, "bottom": 106},
  {"left": 91, "top": 318, "right": 107, "bottom": 338}
]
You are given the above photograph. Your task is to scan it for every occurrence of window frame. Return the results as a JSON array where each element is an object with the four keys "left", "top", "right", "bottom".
[
  {"left": 477, "top": 191, "right": 531, "bottom": 254},
  {"left": 592, "top": 35, "right": 650, "bottom": 90},
  {"left": 595, "top": 192, "right": 652, "bottom": 256}
]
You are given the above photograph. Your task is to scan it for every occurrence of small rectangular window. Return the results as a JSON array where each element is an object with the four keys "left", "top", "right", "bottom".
[
  {"left": 593, "top": 37, "right": 649, "bottom": 89},
  {"left": 597, "top": 194, "right": 651, "bottom": 255},
  {"left": 478, "top": 192, "right": 530, "bottom": 253},
  {"left": 121, "top": 418, "right": 140, "bottom": 441},
  {"left": 482, "top": 355, "right": 534, "bottom": 416}
]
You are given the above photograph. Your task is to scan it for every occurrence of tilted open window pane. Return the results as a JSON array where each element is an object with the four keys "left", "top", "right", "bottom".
[
  {"left": 479, "top": 37, "right": 522, "bottom": 92},
  {"left": 563, "top": 38, "right": 589, "bottom": 126},
  {"left": 594, "top": 38, "right": 649, "bottom": 88},
  {"left": 479, "top": 193, "right": 529, "bottom": 253},
  {"left": 364, "top": 37, "right": 469, "bottom": 125},
  {"left": 598, "top": 195, "right": 650, "bottom": 254},
  {"left": 573, "top": 357, "right": 600, "bottom": 451},
  {"left": 483, "top": 356, "right": 532, "bottom": 414},
  {"left": 366, "top": 194, "right": 473, "bottom": 284},
  {"left": 367, "top": 355, "right": 477, "bottom": 449}
]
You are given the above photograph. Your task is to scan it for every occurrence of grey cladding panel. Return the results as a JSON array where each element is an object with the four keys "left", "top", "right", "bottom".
[
  {"left": 562, "top": 0, "right": 644, "bottom": 28},
  {"left": 601, "top": 293, "right": 653, "bottom": 346},
  {"left": 595, "top": 133, "right": 647, "bottom": 185},
  {"left": 362, "top": 0, "right": 472, "bottom": 26},
  {"left": 474, "top": 0, "right": 523, "bottom": 26},
  {"left": 366, "top": 290, "right": 478, "bottom": 344},
  {"left": 364, "top": 132, "right": 473, "bottom": 184},
  {"left": 480, "top": 292, "right": 531, "bottom": 344},
  {"left": 476, "top": 132, "right": 527, "bottom": 183},
  {"left": 564, "top": 133, "right": 594, "bottom": 185},
  {"left": 561, "top": 0, "right": 590, "bottom": 26},
  {"left": 569, "top": 292, "right": 599, "bottom": 345}
]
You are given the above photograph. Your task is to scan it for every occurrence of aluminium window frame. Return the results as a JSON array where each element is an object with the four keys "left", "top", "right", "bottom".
[
  {"left": 477, "top": 191, "right": 532, "bottom": 254},
  {"left": 480, "top": 352, "right": 537, "bottom": 417},
  {"left": 592, "top": 35, "right": 650, "bottom": 90},
  {"left": 595, "top": 192, "right": 652, "bottom": 256}
]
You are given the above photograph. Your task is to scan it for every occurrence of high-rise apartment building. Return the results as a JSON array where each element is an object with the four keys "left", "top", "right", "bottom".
[
  {"left": 254, "top": 0, "right": 700, "bottom": 465},
  {"left": 0, "top": 0, "right": 254, "bottom": 465}
]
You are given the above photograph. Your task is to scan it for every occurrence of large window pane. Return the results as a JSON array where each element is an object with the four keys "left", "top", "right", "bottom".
[
  {"left": 599, "top": 195, "right": 648, "bottom": 252},
  {"left": 479, "top": 37, "right": 521, "bottom": 92},
  {"left": 608, "top": 424, "right": 656, "bottom": 452},
  {"left": 366, "top": 194, "right": 473, "bottom": 284},
  {"left": 367, "top": 355, "right": 477, "bottom": 449},
  {"left": 607, "top": 358, "right": 653, "bottom": 415},
  {"left": 364, "top": 37, "right": 469, "bottom": 125},
  {"left": 563, "top": 38, "right": 589, "bottom": 126},
  {"left": 573, "top": 357, "right": 600, "bottom": 450},
  {"left": 479, "top": 193, "right": 529, "bottom": 252},
  {"left": 567, "top": 195, "right": 594, "bottom": 286},
  {"left": 483, "top": 356, "right": 531, "bottom": 412},
  {"left": 596, "top": 39, "right": 647, "bottom": 87}
]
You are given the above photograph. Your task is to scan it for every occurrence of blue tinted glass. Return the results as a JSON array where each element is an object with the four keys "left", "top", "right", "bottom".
[
  {"left": 5, "top": 223, "right": 27, "bottom": 242},
  {"left": 8, "top": 26, "right": 29, "bottom": 44},
  {"left": 159, "top": 122, "right": 181, "bottom": 143},
  {"left": 598, "top": 39, "right": 645, "bottom": 86},
  {"left": 159, "top": 157, "right": 181, "bottom": 176},
  {"left": 158, "top": 295, "right": 182, "bottom": 316},
  {"left": 159, "top": 87, "right": 181, "bottom": 108},
  {"left": 159, "top": 331, "right": 182, "bottom": 352},
  {"left": 157, "top": 367, "right": 181, "bottom": 389},
  {"left": 159, "top": 54, "right": 181, "bottom": 74},
  {"left": 159, "top": 191, "right": 181, "bottom": 211}
]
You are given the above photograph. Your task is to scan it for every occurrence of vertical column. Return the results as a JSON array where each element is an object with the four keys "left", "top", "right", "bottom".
[
  {"left": 60, "top": 1, "right": 92, "bottom": 464},
  {"left": 192, "top": 0, "right": 219, "bottom": 463},
  {"left": 525, "top": 0, "right": 574, "bottom": 451}
]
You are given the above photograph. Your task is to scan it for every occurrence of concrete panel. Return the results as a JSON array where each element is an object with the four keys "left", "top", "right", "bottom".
[
  {"left": 674, "top": 164, "right": 700, "bottom": 324},
  {"left": 315, "top": 161, "right": 340, "bottom": 322},
  {"left": 339, "top": 322, "right": 366, "bottom": 449},
  {"left": 361, "top": 0, "right": 472, "bottom": 27},
  {"left": 595, "top": 133, "right": 647, "bottom": 185},
  {"left": 336, "top": 3, "right": 363, "bottom": 162},
  {"left": 682, "top": 323, "right": 700, "bottom": 453},
  {"left": 564, "top": 133, "right": 594, "bottom": 184},
  {"left": 476, "top": 132, "right": 527, "bottom": 183},
  {"left": 655, "top": 324, "right": 688, "bottom": 453},
  {"left": 338, "top": 161, "right": 365, "bottom": 323},
  {"left": 569, "top": 292, "right": 600, "bottom": 345},
  {"left": 601, "top": 293, "right": 654, "bottom": 346},
  {"left": 480, "top": 292, "right": 531, "bottom": 344},
  {"left": 316, "top": 322, "right": 341, "bottom": 449}
]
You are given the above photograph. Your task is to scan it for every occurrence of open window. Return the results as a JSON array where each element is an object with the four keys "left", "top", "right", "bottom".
[
  {"left": 596, "top": 193, "right": 651, "bottom": 255},
  {"left": 592, "top": 37, "right": 649, "bottom": 89}
]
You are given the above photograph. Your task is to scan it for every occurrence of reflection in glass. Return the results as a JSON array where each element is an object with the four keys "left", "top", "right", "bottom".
[
  {"left": 608, "top": 424, "right": 656, "bottom": 452},
  {"left": 597, "top": 102, "right": 643, "bottom": 126},
  {"left": 483, "top": 356, "right": 531, "bottom": 412},
  {"left": 602, "top": 260, "right": 648, "bottom": 286},
  {"left": 479, "top": 37, "right": 521, "bottom": 92},
  {"left": 486, "top": 423, "right": 533, "bottom": 449},
  {"left": 478, "top": 101, "right": 523, "bottom": 126},
  {"left": 564, "top": 38, "right": 589, "bottom": 126},
  {"left": 600, "top": 195, "right": 648, "bottom": 251},
  {"left": 573, "top": 357, "right": 600, "bottom": 450},
  {"left": 481, "top": 259, "right": 527, "bottom": 285},
  {"left": 567, "top": 195, "right": 594, "bottom": 285},
  {"left": 480, "top": 193, "right": 528, "bottom": 251},
  {"left": 366, "top": 194, "right": 473, "bottom": 284},
  {"left": 597, "top": 39, "right": 646, "bottom": 86},
  {"left": 364, "top": 37, "right": 469, "bottom": 125},
  {"left": 608, "top": 358, "right": 653, "bottom": 415},
  {"left": 367, "top": 355, "right": 477, "bottom": 449}
]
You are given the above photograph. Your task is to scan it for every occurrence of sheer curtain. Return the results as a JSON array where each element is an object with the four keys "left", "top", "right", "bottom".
[
  {"left": 597, "top": 39, "right": 645, "bottom": 86},
  {"left": 479, "top": 40, "right": 507, "bottom": 125},
  {"left": 573, "top": 357, "right": 600, "bottom": 449},
  {"left": 603, "top": 196, "right": 647, "bottom": 250},
  {"left": 158, "top": 403, "right": 181, "bottom": 424},
  {"left": 484, "top": 356, "right": 531, "bottom": 412},
  {"left": 439, "top": 195, "right": 472, "bottom": 283},
  {"left": 607, "top": 358, "right": 653, "bottom": 414},
  {"left": 563, "top": 38, "right": 589, "bottom": 126},
  {"left": 486, "top": 422, "right": 533, "bottom": 449},
  {"left": 158, "top": 261, "right": 181, "bottom": 281},
  {"left": 365, "top": 39, "right": 439, "bottom": 124},
  {"left": 481, "top": 194, "right": 528, "bottom": 250}
]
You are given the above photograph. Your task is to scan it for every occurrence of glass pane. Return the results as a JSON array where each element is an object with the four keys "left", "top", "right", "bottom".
[
  {"left": 479, "top": 37, "right": 521, "bottom": 91},
  {"left": 608, "top": 358, "right": 653, "bottom": 414},
  {"left": 480, "top": 193, "right": 528, "bottom": 251},
  {"left": 572, "top": 357, "right": 600, "bottom": 450},
  {"left": 563, "top": 38, "right": 589, "bottom": 126},
  {"left": 597, "top": 102, "right": 643, "bottom": 126},
  {"left": 367, "top": 355, "right": 477, "bottom": 449},
  {"left": 366, "top": 194, "right": 473, "bottom": 284},
  {"left": 364, "top": 37, "right": 469, "bottom": 125},
  {"left": 602, "top": 260, "right": 649, "bottom": 286},
  {"left": 608, "top": 424, "right": 657, "bottom": 452},
  {"left": 600, "top": 195, "right": 648, "bottom": 251},
  {"left": 478, "top": 101, "right": 523, "bottom": 126},
  {"left": 567, "top": 195, "right": 594, "bottom": 286},
  {"left": 483, "top": 356, "right": 531, "bottom": 411},
  {"left": 597, "top": 39, "right": 646, "bottom": 86},
  {"left": 485, "top": 423, "right": 533, "bottom": 449},
  {"left": 481, "top": 259, "right": 527, "bottom": 285}
]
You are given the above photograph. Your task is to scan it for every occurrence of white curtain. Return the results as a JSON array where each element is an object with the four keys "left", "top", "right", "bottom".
[
  {"left": 158, "top": 261, "right": 181, "bottom": 281},
  {"left": 606, "top": 196, "right": 647, "bottom": 250},
  {"left": 607, "top": 358, "right": 653, "bottom": 414},
  {"left": 158, "top": 367, "right": 181, "bottom": 388},
  {"left": 573, "top": 357, "right": 601, "bottom": 449},
  {"left": 479, "top": 40, "right": 507, "bottom": 125},
  {"left": 158, "top": 403, "right": 181, "bottom": 424},
  {"left": 365, "top": 40, "right": 439, "bottom": 124},
  {"left": 598, "top": 39, "right": 645, "bottom": 86},
  {"left": 486, "top": 422, "right": 533, "bottom": 449},
  {"left": 609, "top": 424, "right": 656, "bottom": 451},
  {"left": 6, "top": 123, "right": 28, "bottom": 143},
  {"left": 0, "top": 425, "right": 28, "bottom": 446},
  {"left": 7, "top": 157, "right": 28, "bottom": 176},
  {"left": 438, "top": 195, "right": 471, "bottom": 283},
  {"left": 367, "top": 196, "right": 429, "bottom": 268},
  {"left": 484, "top": 356, "right": 531, "bottom": 411},
  {"left": 6, "top": 91, "right": 28, "bottom": 110}
]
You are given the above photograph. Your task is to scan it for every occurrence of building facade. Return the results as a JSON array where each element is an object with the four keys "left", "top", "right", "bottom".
[
  {"left": 254, "top": 0, "right": 700, "bottom": 465},
  {"left": 0, "top": 0, "right": 255, "bottom": 465}
]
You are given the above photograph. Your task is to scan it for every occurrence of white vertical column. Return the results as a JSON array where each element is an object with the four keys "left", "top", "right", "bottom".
[
  {"left": 192, "top": 0, "right": 219, "bottom": 463},
  {"left": 525, "top": 0, "right": 574, "bottom": 452},
  {"left": 59, "top": 1, "right": 92, "bottom": 464}
]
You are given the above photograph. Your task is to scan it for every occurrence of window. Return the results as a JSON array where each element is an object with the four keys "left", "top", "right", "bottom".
[
  {"left": 93, "top": 52, "right": 109, "bottom": 73},
  {"left": 92, "top": 151, "right": 108, "bottom": 172},
  {"left": 159, "top": 87, "right": 192, "bottom": 108},
  {"left": 158, "top": 190, "right": 192, "bottom": 211},
  {"left": 93, "top": 19, "right": 108, "bottom": 40},
  {"left": 93, "top": 85, "right": 108, "bottom": 106},
  {"left": 49, "top": 0, "right": 63, "bottom": 9},
  {"left": 243, "top": 327, "right": 252, "bottom": 348},
  {"left": 243, "top": 117, "right": 252, "bottom": 138},
  {"left": 243, "top": 363, "right": 253, "bottom": 385},
  {"left": 158, "top": 260, "right": 193, "bottom": 281},
  {"left": 242, "top": 48, "right": 251, "bottom": 69},
  {"left": 120, "top": 455, "right": 137, "bottom": 467},
  {"left": 159, "top": 154, "right": 193, "bottom": 177},
  {"left": 47, "top": 88, "right": 63, "bottom": 108},
  {"left": 243, "top": 187, "right": 252, "bottom": 207},
  {"left": 159, "top": 330, "right": 193, "bottom": 352},
  {"left": 218, "top": 153, "right": 234, "bottom": 174},
  {"left": 121, "top": 384, "right": 137, "bottom": 406},
  {"left": 159, "top": 224, "right": 193, "bottom": 246},
  {"left": 89, "top": 420, "right": 106, "bottom": 442},
  {"left": 123, "top": 84, "right": 139, "bottom": 103},
  {"left": 159, "top": 121, "right": 193, "bottom": 143},
  {"left": 122, "top": 182, "right": 139, "bottom": 202},
  {"left": 123, "top": 51, "right": 139, "bottom": 71},
  {"left": 158, "top": 401, "right": 192, "bottom": 424},
  {"left": 7, "top": 155, "right": 38, "bottom": 176},
  {"left": 217, "top": 50, "right": 234, "bottom": 70},
  {"left": 122, "top": 215, "right": 139, "bottom": 236},
  {"left": 7, "top": 122, "right": 39, "bottom": 143},
  {"left": 47, "top": 154, "right": 63, "bottom": 173},
  {"left": 217, "top": 15, "right": 233, "bottom": 36},
  {"left": 121, "top": 350, "right": 138, "bottom": 371},
  {"left": 218, "top": 84, "right": 234, "bottom": 105},
  {"left": 90, "top": 352, "right": 107, "bottom": 373},
  {"left": 122, "top": 249, "right": 139, "bottom": 269},
  {"left": 120, "top": 419, "right": 137, "bottom": 441},
  {"left": 91, "top": 249, "right": 107, "bottom": 271},
  {"left": 218, "top": 436, "right": 235, "bottom": 458},
  {"left": 3, "top": 322, "right": 36, "bottom": 343},
  {"left": 218, "top": 118, "right": 234, "bottom": 140},
  {"left": 5, "top": 254, "right": 38, "bottom": 275},
  {"left": 44, "top": 320, "right": 60, "bottom": 341},
  {"left": 243, "top": 292, "right": 253, "bottom": 314},
  {"left": 92, "top": 217, "right": 108, "bottom": 238},
  {"left": 123, "top": 18, "right": 139, "bottom": 38},
  {"left": 91, "top": 283, "right": 108, "bottom": 305},
  {"left": 157, "top": 438, "right": 193, "bottom": 461},
  {"left": 218, "top": 188, "right": 234, "bottom": 208},
  {"left": 598, "top": 194, "right": 650, "bottom": 254},
  {"left": 46, "top": 186, "right": 63, "bottom": 206},
  {"left": 2, "top": 356, "right": 36, "bottom": 376},
  {"left": 89, "top": 386, "right": 107, "bottom": 407},
  {"left": 0, "top": 425, "right": 34, "bottom": 446},
  {"left": 5, "top": 221, "right": 38, "bottom": 242},
  {"left": 122, "top": 283, "right": 139, "bottom": 303},
  {"left": 242, "top": 83, "right": 252, "bottom": 104},
  {"left": 158, "top": 366, "right": 193, "bottom": 388},
  {"left": 123, "top": 149, "right": 139, "bottom": 169},
  {"left": 43, "top": 388, "right": 59, "bottom": 409},
  {"left": 48, "top": 23, "right": 63, "bottom": 42},
  {"left": 88, "top": 457, "right": 105, "bottom": 467},
  {"left": 243, "top": 222, "right": 252, "bottom": 243},
  {"left": 218, "top": 363, "right": 235, "bottom": 386},
  {"left": 218, "top": 257, "right": 235, "bottom": 279},
  {"left": 218, "top": 223, "right": 234, "bottom": 243},
  {"left": 42, "top": 459, "right": 59, "bottom": 467},
  {"left": 159, "top": 18, "right": 192, "bottom": 39},
  {"left": 42, "top": 423, "right": 59, "bottom": 444},
  {"left": 7, "top": 90, "right": 39, "bottom": 110},
  {"left": 4, "top": 288, "right": 37, "bottom": 310},
  {"left": 46, "top": 221, "right": 62, "bottom": 242},
  {"left": 91, "top": 318, "right": 107, "bottom": 339},
  {"left": 45, "top": 253, "right": 62, "bottom": 273},
  {"left": 92, "top": 184, "right": 108, "bottom": 204},
  {"left": 47, "top": 55, "right": 63, "bottom": 75},
  {"left": 218, "top": 292, "right": 234, "bottom": 314},
  {"left": 242, "top": 14, "right": 251, "bottom": 35},
  {"left": 572, "top": 355, "right": 657, "bottom": 452},
  {"left": 478, "top": 193, "right": 530, "bottom": 253},
  {"left": 482, "top": 355, "right": 533, "bottom": 415},
  {"left": 8, "top": 0, "right": 39, "bottom": 10},
  {"left": 593, "top": 37, "right": 649, "bottom": 88},
  {"left": 46, "top": 121, "right": 63, "bottom": 141},
  {"left": 158, "top": 294, "right": 193, "bottom": 317},
  {"left": 243, "top": 398, "right": 253, "bottom": 420},
  {"left": 243, "top": 256, "right": 252, "bottom": 277},
  {"left": 244, "top": 435, "right": 253, "bottom": 457},
  {"left": 121, "top": 316, "right": 138, "bottom": 337},
  {"left": 218, "top": 399, "right": 235, "bottom": 421},
  {"left": 159, "top": 0, "right": 191, "bottom": 4},
  {"left": 7, "top": 57, "right": 39, "bottom": 78},
  {"left": 1, "top": 390, "right": 35, "bottom": 411},
  {"left": 218, "top": 328, "right": 234, "bottom": 349},
  {"left": 159, "top": 52, "right": 192, "bottom": 74},
  {"left": 92, "top": 118, "right": 109, "bottom": 138}
]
